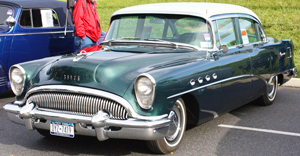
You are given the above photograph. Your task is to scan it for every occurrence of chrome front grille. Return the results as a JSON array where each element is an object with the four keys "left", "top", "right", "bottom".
[{"left": 27, "top": 92, "right": 128, "bottom": 120}]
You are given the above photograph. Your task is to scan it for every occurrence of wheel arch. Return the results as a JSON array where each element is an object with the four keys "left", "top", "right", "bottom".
[
  {"left": 181, "top": 93, "right": 199, "bottom": 125},
  {"left": 277, "top": 73, "right": 284, "bottom": 85}
]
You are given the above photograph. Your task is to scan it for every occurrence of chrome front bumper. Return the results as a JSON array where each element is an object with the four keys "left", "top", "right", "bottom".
[{"left": 4, "top": 102, "right": 174, "bottom": 141}]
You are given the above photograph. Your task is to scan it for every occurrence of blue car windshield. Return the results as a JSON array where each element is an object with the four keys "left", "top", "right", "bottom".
[
  {"left": 0, "top": 6, "right": 14, "bottom": 26},
  {"left": 105, "top": 14, "right": 213, "bottom": 49}
]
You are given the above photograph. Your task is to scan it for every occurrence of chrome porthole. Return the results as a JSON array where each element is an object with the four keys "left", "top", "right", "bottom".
[
  {"left": 190, "top": 79, "right": 195, "bottom": 86},
  {"left": 205, "top": 75, "right": 210, "bottom": 81},
  {"left": 198, "top": 77, "right": 203, "bottom": 83},
  {"left": 212, "top": 73, "right": 217, "bottom": 79}
]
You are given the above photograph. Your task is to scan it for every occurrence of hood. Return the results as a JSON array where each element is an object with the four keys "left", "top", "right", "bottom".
[{"left": 35, "top": 50, "right": 206, "bottom": 96}]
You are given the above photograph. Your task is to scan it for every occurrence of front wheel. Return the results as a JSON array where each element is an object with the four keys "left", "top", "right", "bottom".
[
  {"left": 257, "top": 76, "right": 278, "bottom": 106},
  {"left": 147, "top": 98, "right": 186, "bottom": 154}
]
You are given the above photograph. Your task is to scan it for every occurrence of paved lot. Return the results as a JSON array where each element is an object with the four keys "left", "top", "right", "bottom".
[{"left": 0, "top": 87, "right": 300, "bottom": 156}]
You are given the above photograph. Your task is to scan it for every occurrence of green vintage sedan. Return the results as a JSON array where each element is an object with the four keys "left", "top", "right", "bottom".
[{"left": 4, "top": 2, "right": 297, "bottom": 154}]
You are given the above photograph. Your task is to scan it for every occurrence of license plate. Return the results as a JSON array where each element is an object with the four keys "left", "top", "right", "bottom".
[{"left": 50, "top": 120, "right": 74, "bottom": 138}]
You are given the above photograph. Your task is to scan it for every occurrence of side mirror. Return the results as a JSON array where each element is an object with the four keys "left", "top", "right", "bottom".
[
  {"left": 5, "top": 16, "right": 16, "bottom": 28},
  {"left": 219, "top": 44, "right": 228, "bottom": 53}
]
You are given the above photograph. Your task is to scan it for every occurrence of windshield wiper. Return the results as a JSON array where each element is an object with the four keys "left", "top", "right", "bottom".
[
  {"left": 144, "top": 38, "right": 167, "bottom": 42},
  {"left": 101, "top": 39, "right": 203, "bottom": 51},
  {"left": 119, "top": 37, "right": 141, "bottom": 40}
]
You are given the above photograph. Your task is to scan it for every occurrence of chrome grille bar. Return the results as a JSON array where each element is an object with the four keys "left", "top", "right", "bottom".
[{"left": 27, "top": 92, "right": 128, "bottom": 120}]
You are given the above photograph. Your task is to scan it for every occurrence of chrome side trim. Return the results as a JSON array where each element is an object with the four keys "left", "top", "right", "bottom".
[
  {"left": 0, "top": 30, "right": 74, "bottom": 36},
  {"left": 18, "top": 85, "right": 168, "bottom": 120},
  {"left": 167, "top": 74, "right": 253, "bottom": 99}
]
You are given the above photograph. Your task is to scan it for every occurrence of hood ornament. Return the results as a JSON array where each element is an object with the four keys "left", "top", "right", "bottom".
[{"left": 73, "top": 50, "right": 94, "bottom": 62}]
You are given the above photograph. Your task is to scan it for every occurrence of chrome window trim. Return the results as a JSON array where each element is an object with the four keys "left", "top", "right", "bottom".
[
  {"left": 18, "top": 85, "right": 168, "bottom": 121},
  {"left": 257, "top": 24, "right": 267, "bottom": 42},
  {"left": 167, "top": 74, "right": 254, "bottom": 99},
  {"left": 30, "top": 9, "right": 33, "bottom": 28},
  {"left": 210, "top": 13, "right": 261, "bottom": 25},
  {"left": 0, "top": 30, "right": 74, "bottom": 36},
  {"left": 212, "top": 20, "right": 221, "bottom": 48}
]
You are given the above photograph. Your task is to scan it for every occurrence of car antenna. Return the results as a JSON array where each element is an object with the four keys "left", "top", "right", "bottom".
[{"left": 206, "top": 6, "right": 209, "bottom": 60}]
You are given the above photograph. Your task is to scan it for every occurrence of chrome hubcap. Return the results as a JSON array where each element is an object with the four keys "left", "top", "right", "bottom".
[
  {"left": 166, "top": 104, "right": 181, "bottom": 141},
  {"left": 267, "top": 76, "right": 277, "bottom": 100}
]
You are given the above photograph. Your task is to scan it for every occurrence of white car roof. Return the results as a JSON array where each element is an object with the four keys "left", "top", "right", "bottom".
[{"left": 112, "top": 2, "right": 261, "bottom": 23}]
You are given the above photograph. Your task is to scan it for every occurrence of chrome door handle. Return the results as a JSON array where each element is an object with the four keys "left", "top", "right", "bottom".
[
  {"left": 59, "top": 36, "right": 65, "bottom": 39},
  {"left": 236, "top": 44, "right": 244, "bottom": 48}
]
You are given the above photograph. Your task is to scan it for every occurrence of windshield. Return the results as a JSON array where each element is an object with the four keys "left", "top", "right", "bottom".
[
  {"left": 105, "top": 14, "right": 213, "bottom": 49},
  {"left": 0, "top": 6, "right": 14, "bottom": 26}
]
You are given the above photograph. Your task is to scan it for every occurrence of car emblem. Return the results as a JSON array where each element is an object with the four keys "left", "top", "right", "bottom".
[
  {"left": 73, "top": 50, "right": 94, "bottom": 62},
  {"left": 64, "top": 75, "right": 80, "bottom": 81}
]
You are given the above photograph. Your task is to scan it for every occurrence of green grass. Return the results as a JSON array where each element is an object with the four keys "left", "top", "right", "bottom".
[{"left": 94, "top": 0, "right": 299, "bottom": 77}]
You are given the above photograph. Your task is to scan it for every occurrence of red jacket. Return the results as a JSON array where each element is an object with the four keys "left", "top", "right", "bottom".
[{"left": 73, "top": 0, "right": 102, "bottom": 42}]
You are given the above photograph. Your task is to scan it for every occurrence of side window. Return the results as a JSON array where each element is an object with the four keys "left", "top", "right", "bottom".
[
  {"left": 257, "top": 25, "right": 264, "bottom": 41},
  {"left": 20, "top": 10, "right": 31, "bottom": 27},
  {"left": 19, "top": 9, "right": 60, "bottom": 28},
  {"left": 216, "top": 18, "right": 237, "bottom": 47},
  {"left": 238, "top": 18, "right": 257, "bottom": 44}
]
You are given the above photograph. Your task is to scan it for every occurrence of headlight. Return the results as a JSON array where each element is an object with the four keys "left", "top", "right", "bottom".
[
  {"left": 9, "top": 65, "right": 26, "bottom": 96},
  {"left": 134, "top": 74, "right": 155, "bottom": 109}
]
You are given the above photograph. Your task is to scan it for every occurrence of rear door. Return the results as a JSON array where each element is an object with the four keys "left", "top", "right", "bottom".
[{"left": 237, "top": 17, "right": 272, "bottom": 99}]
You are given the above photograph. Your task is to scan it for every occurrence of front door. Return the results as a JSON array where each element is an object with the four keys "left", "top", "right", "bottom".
[{"left": 213, "top": 17, "right": 252, "bottom": 113}]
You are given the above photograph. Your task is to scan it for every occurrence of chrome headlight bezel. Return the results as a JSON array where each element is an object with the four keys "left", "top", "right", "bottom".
[
  {"left": 9, "top": 65, "right": 26, "bottom": 96},
  {"left": 134, "top": 73, "right": 156, "bottom": 109}
]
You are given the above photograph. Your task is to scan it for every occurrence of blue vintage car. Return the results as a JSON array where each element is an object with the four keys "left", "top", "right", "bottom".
[
  {"left": 3, "top": 3, "right": 297, "bottom": 154},
  {"left": 0, "top": 0, "right": 75, "bottom": 93}
]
